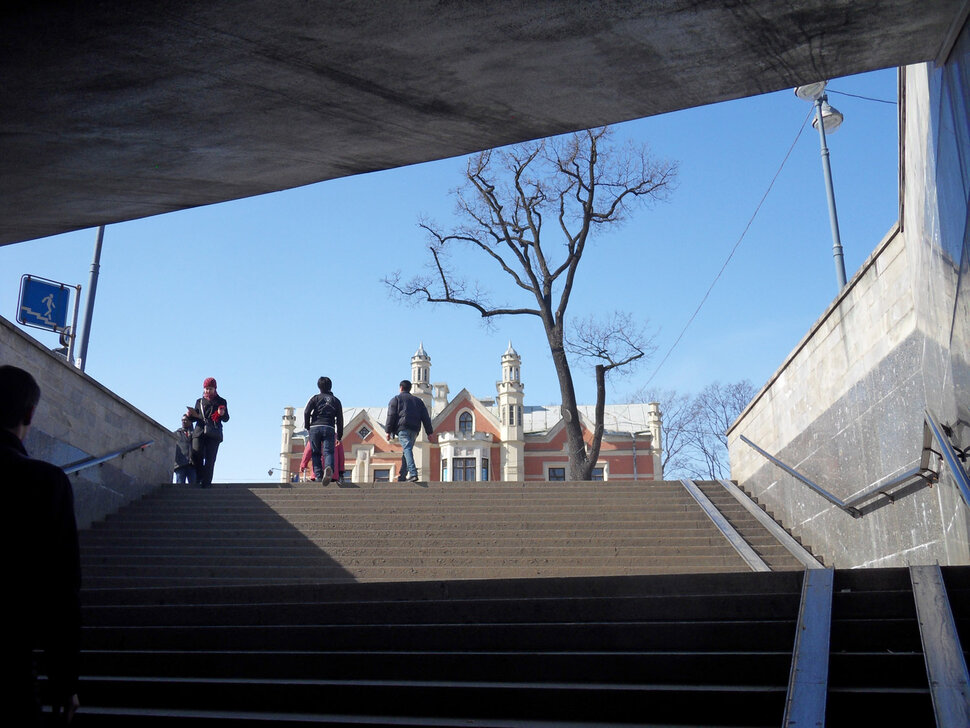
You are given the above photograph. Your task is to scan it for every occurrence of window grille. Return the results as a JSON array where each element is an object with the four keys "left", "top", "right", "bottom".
[{"left": 454, "top": 458, "right": 476, "bottom": 481}]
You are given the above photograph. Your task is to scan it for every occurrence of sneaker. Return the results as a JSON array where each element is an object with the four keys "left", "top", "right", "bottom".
[
  {"left": 321, "top": 466, "right": 332, "bottom": 486},
  {"left": 407, "top": 474, "right": 419, "bottom": 482}
]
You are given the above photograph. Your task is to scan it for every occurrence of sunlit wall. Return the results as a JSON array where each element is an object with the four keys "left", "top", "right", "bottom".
[{"left": 728, "top": 22, "right": 970, "bottom": 567}]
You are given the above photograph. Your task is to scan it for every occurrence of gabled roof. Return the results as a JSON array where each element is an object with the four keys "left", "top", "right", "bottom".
[
  {"left": 432, "top": 388, "right": 501, "bottom": 432},
  {"left": 343, "top": 407, "right": 391, "bottom": 435},
  {"left": 521, "top": 403, "right": 655, "bottom": 438}
]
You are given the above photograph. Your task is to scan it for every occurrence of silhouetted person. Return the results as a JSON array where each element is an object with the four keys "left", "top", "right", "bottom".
[
  {"left": 187, "top": 377, "right": 229, "bottom": 487},
  {"left": 1, "top": 365, "right": 80, "bottom": 724},
  {"left": 385, "top": 380, "right": 433, "bottom": 482},
  {"left": 304, "top": 377, "right": 343, "bottom": 486},
  {"left": 173, "top": 414, "right": 196, "bottom": 484}
]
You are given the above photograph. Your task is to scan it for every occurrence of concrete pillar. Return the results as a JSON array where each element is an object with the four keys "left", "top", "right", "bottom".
[
  {"left": 280, "top": 407, "right": 296, "bottom": 483},
  {"left": 432, "top": 382, "right": 450, "bottom": 417}
]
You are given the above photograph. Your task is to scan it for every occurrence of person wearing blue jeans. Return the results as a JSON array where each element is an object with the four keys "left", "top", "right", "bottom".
[
  {"left": 304, "top": 376, "right": 343, "bottom": 486},
  {"left": 384, "top": 380, "right": 433, "bottom": 482},
  {"left": 173, "top": 414, "right": 196, "bottom": 484},
  {"left": 309, "top": 424, "right": 335, "bottom": 482}
]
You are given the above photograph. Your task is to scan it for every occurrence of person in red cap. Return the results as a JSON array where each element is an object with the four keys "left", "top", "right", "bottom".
[{"left": 186, "top": 377, "right": 229, "bottom": 487}]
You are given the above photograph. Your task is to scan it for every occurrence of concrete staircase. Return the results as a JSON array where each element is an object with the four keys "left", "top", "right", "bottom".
[
  {"left": 79, "top": 480, "right": 807, "bottom": 587},
  {"left": 61, "top": 481, "right": 969, "bottom": 725}
]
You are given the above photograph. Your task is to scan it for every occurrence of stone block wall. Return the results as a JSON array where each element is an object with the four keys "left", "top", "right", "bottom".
[
  {"left": 727, "top": 49, "right": 970, "bottom": 568},
  {"left": 726, "top": 229, "right": 965, "bottom": 567},
  {"left": 1, "top": 315, "right": 173, "bottom": 528}
]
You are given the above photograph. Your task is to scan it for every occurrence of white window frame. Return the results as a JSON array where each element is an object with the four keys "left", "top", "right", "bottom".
[
  {"left": 457, "top": 408, "right": 474, "bottom": 436},
  {"left": 546, "top": 464, "right": 567, "bottom": 481}
]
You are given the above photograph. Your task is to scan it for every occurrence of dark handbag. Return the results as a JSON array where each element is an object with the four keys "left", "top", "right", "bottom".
[
  {"left": 203, "top": 420, "right": 223, "bottom": 442},
  {"left": 195, "top": 400, "right": 224, "bottom": 442}
]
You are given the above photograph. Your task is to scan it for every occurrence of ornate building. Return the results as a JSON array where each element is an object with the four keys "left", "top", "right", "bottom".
[{"left": 279, "top": 344, "right": 662, "bottom": 483}]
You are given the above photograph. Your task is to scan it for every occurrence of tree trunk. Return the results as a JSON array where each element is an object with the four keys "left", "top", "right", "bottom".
[
  {"left": 546, "top": 326, "right": 590, "bottom": 480},
  {"left": 585, "top": 363, "right": 607, "bottom": 476}
]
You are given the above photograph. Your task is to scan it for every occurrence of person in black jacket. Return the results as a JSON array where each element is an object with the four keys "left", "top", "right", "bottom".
[
  {"left": 173, "top": 414, "right": 196, "bottom": 484},
  {"left": 1, "top": 365, "right": 81, "bottom": 725},
  {"left": 384, "top": 379, "right": 433, "bottom": 482},
  {"left": 187, "top": 376, "right": 229, "bottom": 487},
  {"left": 303, "top": 376, "right": 343, "bottom": 486}
]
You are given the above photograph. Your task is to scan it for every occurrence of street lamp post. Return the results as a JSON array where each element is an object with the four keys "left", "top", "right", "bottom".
[{"left": 795, "top": 82, "right": 848, "bottom": 291}]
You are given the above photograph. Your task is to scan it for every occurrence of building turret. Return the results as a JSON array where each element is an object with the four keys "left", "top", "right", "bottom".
[
  {"left": 280, "top": 406, "right": 296, "bottom": 483},
  {"left": 410, "top": 342, "right": 433, "bottom": 410},
  {"left": 497, "top": 341, "right": 525, "bottom": 480},
  {"left": 647, "top": 401, "right": 663, "bottom": 478}
]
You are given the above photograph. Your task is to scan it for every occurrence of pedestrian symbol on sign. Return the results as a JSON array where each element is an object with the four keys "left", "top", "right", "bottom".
[{"left": 17, "top": 275, "right": 73, "bottom": 332}]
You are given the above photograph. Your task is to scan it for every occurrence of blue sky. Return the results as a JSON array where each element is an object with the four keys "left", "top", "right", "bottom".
[{"left": 0, "top": 69, "right": 900, "bottom": 482}]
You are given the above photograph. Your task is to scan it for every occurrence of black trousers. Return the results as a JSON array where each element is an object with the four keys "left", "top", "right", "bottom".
[{"left": 192, "top": 436, "right": 221, "bottom": 485}]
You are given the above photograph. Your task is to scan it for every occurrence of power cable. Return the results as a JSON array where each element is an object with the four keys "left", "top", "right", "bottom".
[
  {"left": 644, "top": 108, "right": 814, "bottom": 387},
  {"left": 827, "top": 89, "right": 897, "bottom": 105}
]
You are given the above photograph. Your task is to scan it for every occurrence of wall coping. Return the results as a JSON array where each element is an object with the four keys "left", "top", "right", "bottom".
[
  {"left": 1, "top": 314, "right": 170, "bottom": 436},
  {"left": 726, "top": 222, "right": 902, "bottom": 437}
]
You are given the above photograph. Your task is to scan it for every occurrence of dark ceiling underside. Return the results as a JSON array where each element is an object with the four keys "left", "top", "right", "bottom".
[{"left": 0, "top": 1, "right": 964, "bottom": 246}]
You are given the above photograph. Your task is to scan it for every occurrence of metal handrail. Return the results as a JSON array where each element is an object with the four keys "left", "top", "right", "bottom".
[
  {"left": 60, "top": 439, "right": 153, "bottom": 475},
  {"left": 925, "top": 408, "right": 970, "bottom": 510},
  {"left": 739, "top": 431, "right": 937, "bottom": 519}
]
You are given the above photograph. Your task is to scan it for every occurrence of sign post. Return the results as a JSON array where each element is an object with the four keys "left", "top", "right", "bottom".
[{"left": 17, "top": 275, "right": 81, "bottom": 363}]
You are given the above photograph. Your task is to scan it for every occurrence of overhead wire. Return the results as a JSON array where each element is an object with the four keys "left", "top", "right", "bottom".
[
  {"left": 827, "top": 89, "right": 897, "bottom": 105},
  {"left": 643, "top": 107, "right": 815, "bottom": 387}
]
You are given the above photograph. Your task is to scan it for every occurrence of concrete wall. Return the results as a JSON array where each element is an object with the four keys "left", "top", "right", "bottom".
[
  {"left": 728, "top": 29, "right": 970, "bottom": 568},
  {"left": 1, "top": 316, "right": 174, "bottom": 528}
]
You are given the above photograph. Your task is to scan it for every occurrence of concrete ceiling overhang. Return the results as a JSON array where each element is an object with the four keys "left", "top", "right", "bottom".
[{"left": 1, "top": 0, "right": 966, "bottom": 247}]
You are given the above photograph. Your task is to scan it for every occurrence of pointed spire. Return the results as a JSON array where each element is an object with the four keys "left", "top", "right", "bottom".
[
  {"left": 413, "top": 341, "right": 429, "bottom": 359},
  {"left": 504, "top": 340, "right": 519, "bottom": 358}
]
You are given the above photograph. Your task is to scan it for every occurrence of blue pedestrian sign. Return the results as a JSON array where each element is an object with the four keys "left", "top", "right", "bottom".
[{"left": 17, "top": 275, "right": 72, "bottom": 332}]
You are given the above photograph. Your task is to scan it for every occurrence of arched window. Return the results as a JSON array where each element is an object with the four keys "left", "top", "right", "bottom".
[{"left": 458, "top": 412, "right": 473, "bottom": 435}]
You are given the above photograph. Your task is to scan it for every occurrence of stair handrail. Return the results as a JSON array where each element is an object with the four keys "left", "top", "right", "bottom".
[
  {"left": 60, "top": 439, "right": 154, "bottom": 475},
  {"left": 739, "top": 428, "right": 938, "bottom": 518},
  {"left": 924, "top": 408, "right": 970, "bottom": 510}
]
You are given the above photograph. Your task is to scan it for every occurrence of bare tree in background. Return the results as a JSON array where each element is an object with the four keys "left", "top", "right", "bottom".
[
  {"left": 690, "top": 380, "right": 757, "bottom": 479},
  {"left": 631, "top": 379, "right": 756, "bottom": 480},
  {"left": 565, "top": 312, "right": 656, "bottom": 474},
  {"left": 385, "top": 127, "right": 676, "bottom": 479},
  {"left": 632, "top": 387, "right": 695, "bottom": 477}
]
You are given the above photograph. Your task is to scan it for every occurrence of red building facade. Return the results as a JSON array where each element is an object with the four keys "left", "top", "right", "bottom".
[{"left": 279, "top": 344, "right": 662, "bottom": 484}]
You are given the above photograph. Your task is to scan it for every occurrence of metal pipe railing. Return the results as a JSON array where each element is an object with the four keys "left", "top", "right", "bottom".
[
  {"left": 60, "top": 439, "right": 153, "bottom": 475},
  {"left": 738, "top": 434, "right": 865, "bottom": 517},
  {"left": 738, "top": 432, "right": 936, "bottom": 519},
  {"left": 925, "top": 408, "right": 970, "bottom": 510}
]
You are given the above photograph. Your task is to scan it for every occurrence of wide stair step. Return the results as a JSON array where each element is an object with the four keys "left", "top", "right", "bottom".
[
  {"left": 60, "top": 567, "right": 970, "bottom": 726},
  {"left": 79, "top": 481, "right": 807, "bottom": 586},
  {"left": 56, "top": 480, "right": 967, "bottom": 725}
]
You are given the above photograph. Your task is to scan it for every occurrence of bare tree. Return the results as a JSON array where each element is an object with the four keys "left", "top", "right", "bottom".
[
  {"left": 630, "top": 379, "right": 756, "bottom": 480},
  {"left": 690, "top": 380, "right": 757, "bottom": 479},
  {"left": 630, "top": 386, "right": 696, "bottom": 478},
  {"left": 385, "top": 127, "right": 676, "bottom": 479},
  {"left": 565, "top": 312, "right": 656, "bottom": 473}
]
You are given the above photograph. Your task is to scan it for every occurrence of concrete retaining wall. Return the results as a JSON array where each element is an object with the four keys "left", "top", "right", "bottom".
[
  {"left": 728, "top": 227, "right": 968, "bottom": 567},
  {"left": 727, "top": 52, "right": 970, "bottom": 568},
  {"left": 1, "top": 315, "right": 173, "bottom": 528}
]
